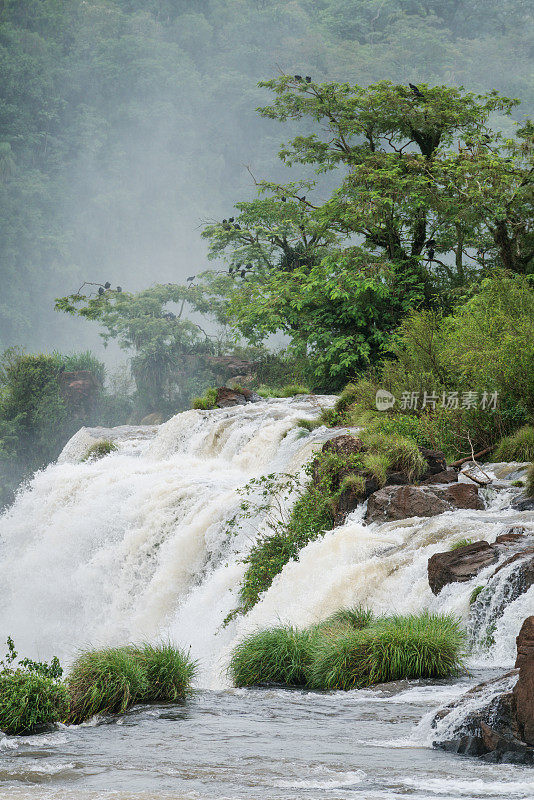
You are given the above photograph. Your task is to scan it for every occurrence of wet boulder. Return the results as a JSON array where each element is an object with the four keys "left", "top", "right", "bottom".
[
  {"left": 434, "top": 616, "right": 534, "bottom": 763},
  {"left": 215, "top": 387, "right": 261, "bottom": 407},
  {"left": 427, "top": 540, "right": 498, "bottom": 595},
  {"left": 420, "top": 468, "right": 458, "bottom": 485},
  {"left": 512, "top": 494, "right": 534, "bottom": 512},
  {"left": 365, "top": 483, "right": 484, "bottom": 526},
  {"left": 418, "top": 448, "right": 447, "bottom": 480}
]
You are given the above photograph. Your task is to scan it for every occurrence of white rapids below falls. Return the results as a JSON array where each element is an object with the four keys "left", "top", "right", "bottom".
[{"left": 0, "top": 395, "right": 532, "bottom": 689}]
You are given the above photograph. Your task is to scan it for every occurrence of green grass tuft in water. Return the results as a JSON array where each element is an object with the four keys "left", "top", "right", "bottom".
[
  {"left": 132, "top": 642, "right": 197, "bottom": 702},
  {"left": 228, "top": 626, "right": 316, "bottom": 688},
  {"left": 229, "top": 611, "right": 466, "bottom": 691}
]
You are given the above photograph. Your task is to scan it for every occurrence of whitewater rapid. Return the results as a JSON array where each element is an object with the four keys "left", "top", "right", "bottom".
[{"left": 0, "top": 398, "right": 532, "bottom": 690}]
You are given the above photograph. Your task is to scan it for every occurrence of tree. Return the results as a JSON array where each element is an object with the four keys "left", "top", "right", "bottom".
[
  {"left": 200, "top": 78, "right": 532, "bottom": 386},
  {"left": 55, "top": 284, "right": 220, "bottom": 412}
]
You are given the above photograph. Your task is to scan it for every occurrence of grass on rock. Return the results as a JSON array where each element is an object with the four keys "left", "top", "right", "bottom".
[
  {"left": 82, "top": 439, "right": 117, "bottom": 461},
  {"left": 449, "top": 538, "right": 474, "bottom": 550},
  {"left": 192, "top": 387, "right": 218, "bottom": 410},
  {"left": 527, "top": 463, "right": 534, "bottom": 498}
]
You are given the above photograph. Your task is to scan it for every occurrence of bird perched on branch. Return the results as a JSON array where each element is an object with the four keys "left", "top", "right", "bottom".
[
  {"left": 98, "top": 287, "right": 104, "bottom": 296},
  {"left": 116, "top": 286, "right": 122, "bottom": 293},
  {"left": 294, "top": 75, "right": 303, "bottom": 82},
  {"left": 305, "top": 76, "right": 312, "bottom": 83},
  {"left": 409, "top": 83, "right": 425, "bottom": 99},
  {"left": 104, "top": 281, "right": 111, "bottom": 289}
]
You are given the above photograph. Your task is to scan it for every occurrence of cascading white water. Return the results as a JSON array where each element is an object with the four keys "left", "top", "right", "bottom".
[{"left": 0, "top": 400, "right": 532, "bottom": 691}]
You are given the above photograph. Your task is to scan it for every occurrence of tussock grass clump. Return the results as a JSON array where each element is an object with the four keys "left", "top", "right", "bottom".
[
  {"left": 297, "top": 418, "right": 322, "bottom": 432},
  {"left": 360, "top": 451, "right": 389, "bottom": 486},
  {"left": 309, "top": 612, "right": 466, "bottom": 690},
  {"left": 527, "top": 463, "right": 534, "bottom": 498},
  {"left": 361, "top": 430, "right": 427, "bottom": 480},
  {"left": 228, "top": 627, "right": 315, "bottom": 688},
  {"left": 132, "top": 643, "right": 197, "bottom": 702},
  {"left": 82, "top": 439, "right": 117, "bottom": 461},
  {"left": 315, "top": 606, "right": 375, "bottom": 637},
  {"left": 449, "top": 538, "right": 474, "bottom": 551},
  {"left": 228, "top": 611, "right": 466, "bottom": 692},
  {"left": 0, "top": 671, "right": 69, "bottom": 735},
  {"left": 192, "top": 387, "right": 218, "bottom": 410},
  {"left": 65, "top": 647, "right": 148, "bottom": 724},
  {"left": 494, "top": 425, "right": 534, "bottom": 462}
]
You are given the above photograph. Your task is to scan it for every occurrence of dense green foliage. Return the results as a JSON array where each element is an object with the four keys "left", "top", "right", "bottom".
[
  {"left": 325, "top": 274, "right": 534, "bottom": 461},
  {"left": 66, "top": 647, "right": 148, "bottom": 724},
  {"left": 1, "top": 0, "right": 532, "bottom": 353},
  {"left": 0, "top": 638, "right": 68, "bottom": 735},
  {"left": 201, "top": 78, "right": 532, "bottom": 386},
  {"left": 308, "top": 612, "right": 466, "bottom": 690},
  {"left": 228, "top": 611, "right": 466, "bottom": 690}
]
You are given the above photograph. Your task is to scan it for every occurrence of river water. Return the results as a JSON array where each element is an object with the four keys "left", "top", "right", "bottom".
[
  {"left": 2, "top": 677, "right": 534, "bottom": 800},
  {"left": 0, "top": 397, "right": 533, "bottom": 799}
]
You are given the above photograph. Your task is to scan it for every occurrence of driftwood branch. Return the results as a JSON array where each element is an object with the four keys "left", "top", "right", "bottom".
[{"left": 450, "top": 447, "right": 492, "bottom": 468}]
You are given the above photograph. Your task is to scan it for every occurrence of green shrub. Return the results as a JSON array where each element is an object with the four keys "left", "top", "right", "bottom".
[
  {"left": 65, "top": 647, "right": 148, "bottom": 724},
  {"left": 279, "top": 384, "right": 309, "bottom": 397},
  {"left": 0, "top": 671, "right": 69, "bottom": 735},
  {"left": 132, "top": 643, "right": 197, "bottom": 702},
  {"left": 309, "top": 612, "right": 466, "bottom": 690},
  {"left": 494, "top": 425, "right": 534, "bottom": 462},
  {"left": 228, "top": 627, "right": 315, "bottom": 687},
  {"left": 449, "top": 538, "right": 474, "bottom": 550},
  {"left": 0, "top": 638, "right": 68, "bottom": 735},
  {"left": 191, "top": 387, "right": 218, "bottom": 410},
  {"left": 526, "top": 464, "right": 534, "bottom": 498},
  {"left": 82, "top": 439, "right": 118, "bottom": 462}
]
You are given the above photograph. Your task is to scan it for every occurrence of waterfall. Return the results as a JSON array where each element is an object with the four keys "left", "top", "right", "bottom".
[{"left": 0, "top": 400, "right": 532, "bottom": 689}]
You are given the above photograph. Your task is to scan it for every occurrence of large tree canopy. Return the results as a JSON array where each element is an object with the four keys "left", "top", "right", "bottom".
[{"left": 200, "top": 79, "right": 533, "bottom": 386}]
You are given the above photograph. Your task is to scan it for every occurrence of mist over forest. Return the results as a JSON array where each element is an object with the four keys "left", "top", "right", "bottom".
[{"left": 1, "top": 0, "right": 532, "bottom": 352}]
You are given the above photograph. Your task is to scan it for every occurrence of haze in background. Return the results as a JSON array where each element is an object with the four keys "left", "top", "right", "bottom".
[{"left": 0, "top": 0, "right": 532, "bottom": 353}]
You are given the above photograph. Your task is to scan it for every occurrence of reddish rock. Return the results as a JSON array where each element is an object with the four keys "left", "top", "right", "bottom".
[
  {"left": 514, "top": 617, "right": 534, "bottom": 746},
  {"left": 365, "top": 482, "right": 483, "bottom": 525},
  {"left": 215, "top": 387, "right": 260, "bottom": 407},
  {"left": 427, "top": 541, "right": 498, "bottom": 595}
]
